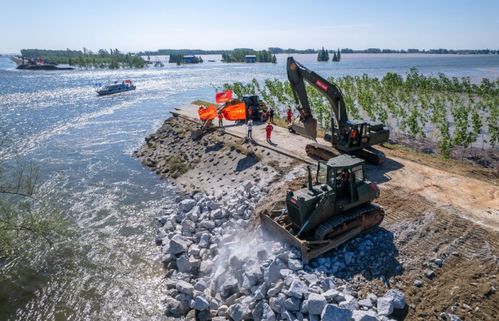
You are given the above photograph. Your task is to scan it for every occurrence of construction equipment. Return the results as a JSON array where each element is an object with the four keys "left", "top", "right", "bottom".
[
  {"left": 260, "top": 154, "right": 384, "bottom": 263},
  {"left": 287, "top": 57, "right": 390, "bottom": 164}
]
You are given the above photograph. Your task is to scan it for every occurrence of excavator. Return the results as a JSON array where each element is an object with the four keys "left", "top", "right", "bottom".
[
  {"left": 286, "top": 57, "right": 390, "bottom": 165},
  {"left": 260, "top": 57, "right": 387, "bottom": 262}
]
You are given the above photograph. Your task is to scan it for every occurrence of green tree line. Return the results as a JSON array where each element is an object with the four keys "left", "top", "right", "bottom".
[
  {"left": 20, "top": 48, "right": 146, "bottom": 69},
  {"left": 221, "top": 49, "right": 275, "bottom": 63}
]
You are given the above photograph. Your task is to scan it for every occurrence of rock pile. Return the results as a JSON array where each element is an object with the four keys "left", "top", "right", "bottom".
[{"left": 155, "top": 179, "right": 406, "bottom": 320}]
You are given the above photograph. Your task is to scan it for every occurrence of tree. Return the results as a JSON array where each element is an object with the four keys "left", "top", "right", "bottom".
[
  {"left": 0, "top": 139, "right": 70, "bottom": 258},
  {"left": 317, "top": 47, "right": 329, "bottom": 62}
]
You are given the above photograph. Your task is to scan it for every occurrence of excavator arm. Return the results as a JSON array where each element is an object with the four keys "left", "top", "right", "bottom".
[{"left": 287, "top": 56, "right": 348, "bottom": 139}]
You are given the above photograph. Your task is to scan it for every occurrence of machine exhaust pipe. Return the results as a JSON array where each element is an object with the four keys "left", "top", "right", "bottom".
[{"left": 307, "top": 166, "right": 313, "bottom": 191}]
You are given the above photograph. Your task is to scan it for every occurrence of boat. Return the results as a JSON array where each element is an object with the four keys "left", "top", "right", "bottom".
[{"left": 97, "top": 80, "right": 136, "bottom": 96}]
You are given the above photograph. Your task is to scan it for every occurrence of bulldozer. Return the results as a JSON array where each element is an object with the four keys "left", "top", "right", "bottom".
[
  {"left": 287, "top": 57, "right": 390, "bottom": 165},
  {"left": 260, "top": 154, "right": 384, "bottom": 263}
]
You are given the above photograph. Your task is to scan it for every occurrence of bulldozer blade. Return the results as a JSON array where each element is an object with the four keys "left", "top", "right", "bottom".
[{"left": 290, "top": 117, "right": 318, "bottom": 139}]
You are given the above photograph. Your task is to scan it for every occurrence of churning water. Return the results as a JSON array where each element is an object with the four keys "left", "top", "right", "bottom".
[{"left": 0, "top": 53, "right": 498, "bottom": 321}]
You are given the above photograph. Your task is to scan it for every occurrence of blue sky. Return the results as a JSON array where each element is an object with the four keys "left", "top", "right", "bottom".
[{"left": 0, "top": 0, "right": 497, "bottom": 53}]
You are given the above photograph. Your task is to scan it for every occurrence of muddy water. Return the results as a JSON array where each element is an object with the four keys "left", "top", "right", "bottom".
[{"left": 0, "top": 54, "right": 498, "bottom": 320}]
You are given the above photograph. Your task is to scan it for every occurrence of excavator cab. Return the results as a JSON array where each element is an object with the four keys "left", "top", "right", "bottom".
[{"left": 338, "top": 121, "right": 370, "bottom": 148}]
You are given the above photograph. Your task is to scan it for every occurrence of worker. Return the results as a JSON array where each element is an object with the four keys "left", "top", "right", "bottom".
[
  {"left": 218, "top": 111, "right": 223, "bottom": 128},
  {"left": 339, "top": 169, "right": 350, "bottom": 196},
  {"left": 350, "top": 127, "right": 359, "bottom": 145},
  {"left": 269, "top": 109, "right": 274, "bottom": 123},
  {"left": 247, "top": 119, "right": 253, "bottom": 140},
  {"left": 266, "top": 121, "right": 274, "bottom": 143},
  {"left": 287, "top": 108, "right": 293, "bottom": 124}
]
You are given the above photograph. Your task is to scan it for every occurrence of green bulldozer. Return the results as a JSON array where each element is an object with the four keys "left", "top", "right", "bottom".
[{"left": 261, "top": 154, "right": 384, "bottom": 263}]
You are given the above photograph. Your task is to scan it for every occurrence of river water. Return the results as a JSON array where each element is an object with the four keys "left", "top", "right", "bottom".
[{"left": 0, "top": 53, "right": 498, "bottom": 321}]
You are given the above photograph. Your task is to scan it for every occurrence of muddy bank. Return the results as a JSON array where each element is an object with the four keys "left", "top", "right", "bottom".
[{"left": 134, "top": 115, "right": 497, "bottom": 321}]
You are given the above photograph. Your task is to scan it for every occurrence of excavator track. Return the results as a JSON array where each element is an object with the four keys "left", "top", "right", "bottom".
[{"left": 314, "top": 203, "right": 385, "bottom": 241}]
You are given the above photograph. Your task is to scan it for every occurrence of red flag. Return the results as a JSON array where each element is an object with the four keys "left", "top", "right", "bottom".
[
  {"left": 216, "top": 90, "right": 233, "bottom": 103},
  {"left": 222, "top": 102, "right": 246, "bottom": 121},
  {"left": 198, "top": 105, "right": 218, "bottom": 121}
]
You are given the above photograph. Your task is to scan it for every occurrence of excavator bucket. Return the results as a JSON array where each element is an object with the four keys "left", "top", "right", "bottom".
[{"left": 290, "top": 117, "right": 318, "bottom": 140}]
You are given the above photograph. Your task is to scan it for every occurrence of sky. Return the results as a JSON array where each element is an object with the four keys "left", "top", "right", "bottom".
[{"left": 0, "top": 0, "right": 498, "bottom": 53}]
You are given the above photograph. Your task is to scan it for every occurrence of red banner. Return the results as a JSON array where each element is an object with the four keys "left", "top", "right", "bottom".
[
  {"left": 216, "top": 90, "right": 233, "bottom": 103},
  {"left": 222, "top": 102, "right": 246, "bottom": 121},
  {"left": 198, "top": 105, "right": 218, "bottom": 121}
]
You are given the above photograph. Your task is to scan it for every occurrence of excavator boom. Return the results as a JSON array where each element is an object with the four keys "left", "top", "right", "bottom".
[{"left": 287, "top": 57, "right": 348, "bottom": 140}]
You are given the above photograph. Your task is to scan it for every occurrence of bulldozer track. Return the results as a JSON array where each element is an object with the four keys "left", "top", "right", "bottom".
[
  {"left": 314, "top": 203, "right": 384, "bottom": 241},
  {"left": 379, "top": 187, "right": 499, "bottom": 263}
]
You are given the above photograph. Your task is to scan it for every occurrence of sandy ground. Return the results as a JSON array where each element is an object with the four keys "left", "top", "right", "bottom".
[{"left": 136, "top": 108, "right": 498, "bottom": 321}]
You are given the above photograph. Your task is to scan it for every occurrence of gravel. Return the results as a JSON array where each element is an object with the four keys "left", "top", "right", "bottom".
[{"left": 147, "top": 145, "right": 407, "bottom": 320}]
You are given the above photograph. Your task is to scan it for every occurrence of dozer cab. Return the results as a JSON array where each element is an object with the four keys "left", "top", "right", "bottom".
[
  {"left": 260, "top": 154, "right": 384, "bottom": 263},
  {"left": 287, "top": 57, "right": 390, "bottom": 164}
]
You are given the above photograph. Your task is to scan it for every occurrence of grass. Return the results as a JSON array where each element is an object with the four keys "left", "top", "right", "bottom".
[{"left": 166, "top": 155, "right": 190, "bottom": 178}]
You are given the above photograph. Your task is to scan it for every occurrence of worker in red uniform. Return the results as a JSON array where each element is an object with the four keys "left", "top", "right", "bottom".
[
  {"left": 266, "top": 121, "right": 274, "bottom": 143},
  {"left": 287, "top": 108, "right": 293, "bottom": 124},
  {"left": 350, "top": 127, "right": 359, "bottom": 145}
]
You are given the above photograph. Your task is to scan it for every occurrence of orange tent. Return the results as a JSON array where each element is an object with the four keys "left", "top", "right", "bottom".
[
  {"left": 198, "top": 105, "right": 218, "bottom": 121},
  {"left": 216, "top": 90, "right": 233, "bottom": 103},
  {"left": 222, "top": 102, "right": 246, "bottom": 121}
]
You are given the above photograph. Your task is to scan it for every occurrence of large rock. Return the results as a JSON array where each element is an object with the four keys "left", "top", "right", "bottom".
[
  {"left": 269, "top": 293, "right": 286, "bottom": 313},
  {"left": 321, "top": 304, "right": 353, "bottom": 321},
  {"left": 352, "top": 310, "right": 378, "bottom": 321},
  {"left": 264, "top": 259, "right": 283, "bottom": 284},
  {"left": 227, "top": 304, "right": 244, "bottom": 321},
  {"left": 262, "top": 302, "right": 276, "bottom": 321},
  {"left": 169, "top": 234, "right": 190, "bottom": 254},
  {"left": 179, "top": 199, "right": 196, "bottom": 212},
  {"left": 176, "top": 255, "right": 192, "bottom": 273},
  {"left": 288, "top": 279, "right": 308, "bottom": 299},
  {"left": 221, "top": 276, "right": 239, "bottom": 298},
  {"left": 358, "top": 298, "right": 373, "bottom": 308},
  {"left": 176, "top": 280, "right": 194, "bottom": 296},
  {"left": 245, "top": 266, "right": 263, "bottom": 286},
  {"left": 198, "top": 233, "right": 211, "bottom": 248},
  {"left": 385, "top": 289, "right": 406, "bottom": 309},
  {"left": 283, "top": 296, "right": 302, "bottom": 312},
  {"left": 193, "top": 296, "right": 210, "bottom": 311},
  {"left": 377, "top": 297, "right": 395, "bottom": 315},
  {"left": 338, "top": 294, "right": 358, "bottom": 310},
  {"left": 267, "top": 281, "right": 284, "bottom": 297},
  {"left": 307, "top": 293, "right": 327, "bottom": 315}
]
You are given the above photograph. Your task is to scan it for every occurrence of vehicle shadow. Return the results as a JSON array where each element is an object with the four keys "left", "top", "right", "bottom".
[{"left": 365, "top": 156, "right": 404, "bottom": 184}]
